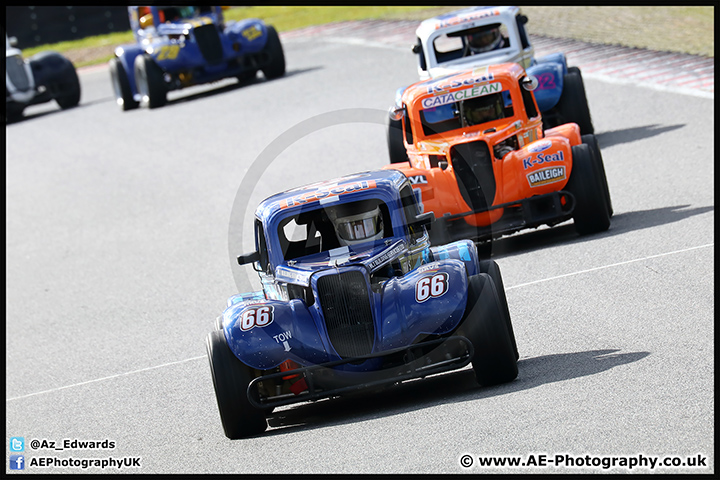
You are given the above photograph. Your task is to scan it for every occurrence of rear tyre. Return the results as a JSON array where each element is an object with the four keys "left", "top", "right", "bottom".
[
  {"left": 556, "top": 67, "right": 594, "bottom": 135},
  {"left": 566, "top": 144, "right": 610, "bottom": 235},
  {"left": 581, "top": 134, "right": 613, "bottom": 217},
  {"left": 206, "top": 330, "right": 267, "bottom": 439},
  {"left": 387, "top": 117, "right": 409, "bottom": 164},
  {"left": 237, "top": 70, "right": 257, "bottom": 84},
  {"left": 477, "top": 259, "right": 518, "bottom": 360},
  {"left": 460, "top": 273, "right": 518, "bottom": 386},
  {"left": 109, "top": 57, "right": 138, "bottom": 111},
  {"left": 261, "top": 26, "right": 286, "bottom": 80},
  {"left": 134, "top": 54, "right": 167, "bottom": 109},
  {"left": 6, "top": 103, "right": 25, "bottom": 122}
]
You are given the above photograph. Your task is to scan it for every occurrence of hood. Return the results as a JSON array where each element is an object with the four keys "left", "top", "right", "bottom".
[{"left": 274, "top": 239, "right": 408, "bottom": 286}]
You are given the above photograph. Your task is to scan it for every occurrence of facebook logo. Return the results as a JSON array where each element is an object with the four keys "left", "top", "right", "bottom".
[
  {"left": 10, "top": 437, "right": 25, "bottom": 452},
  {"left": 9, "top": 455, "right": 25, "bottom": 470}
]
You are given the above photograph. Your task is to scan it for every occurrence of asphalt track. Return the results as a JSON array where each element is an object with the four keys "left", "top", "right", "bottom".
[{"left": 6, "top": 26, "right": 714, "bottom": 474}]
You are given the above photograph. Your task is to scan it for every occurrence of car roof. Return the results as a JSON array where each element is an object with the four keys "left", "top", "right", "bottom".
[
  {"left": 416, "top": 6, "right": 519, "bottom": 39},
  {"left": 255, "top": 170, "right": 408, "bottom": 222},
  {"left": 402, "top": 63, "right": 526, "bottom": 108}
]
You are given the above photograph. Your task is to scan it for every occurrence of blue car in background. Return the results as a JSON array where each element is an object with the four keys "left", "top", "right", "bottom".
[
  {"left": 109, "top": 6, "right": 285, "bottom": 110},
  {"left": 207, "top": 169, "right": 519, "bottom": 438}
]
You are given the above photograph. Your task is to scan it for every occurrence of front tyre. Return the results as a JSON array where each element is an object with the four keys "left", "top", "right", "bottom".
[
  {"left": 109, "top": 57, "right": 139, "bottom": 111},
  {"left": 460, "top": 273, "right": 518, "bottom": 386},
  {"left": 261, "top": 25, "right": 286, "bottom": 80},
  {"left": 477, "top": 259, "right": 518, "bottom": 360},
  {"left": 566, "top": 143, "right": 610, "bottom": 235},
  {"left": 134, "top": 54, "right": 167, "bottom": 109},
  {"left": 206, "top": 330, "right": 267, "bottom": 439}
]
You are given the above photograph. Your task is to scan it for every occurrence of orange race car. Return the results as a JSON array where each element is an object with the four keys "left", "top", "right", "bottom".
[{"left": 383, "top": 62, "right": 612, "bottom": 249}]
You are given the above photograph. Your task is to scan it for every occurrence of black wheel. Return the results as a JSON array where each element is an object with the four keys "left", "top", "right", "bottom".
[
  {"left": 6, "top": 103, "right": 25, "bottom": 123},
  {"left": 566, "top": 143, "right": 610, "bottom": 235},
  {"left": 477, "top": 259, "right": 518, "bottom": 360},
  {"left": 206, "top": 330, "right": 267, "bottom": 439},
  {"left": 459, "top": 273, "right": 518, "bottom": 386},
  {"left": 109, "top": 57, "right": 138, "bottom": 111},
  {"left": 387, "top": 117, "right": 409, "bottom": 164},
  {"left": 261, "top": 25, "right": 285, "bottom": 80},
  {"left": 237, "top": 70, "right": 257, "bottom": 84},
  {"left": 54, "top": 60, "right": 81, "bottom": 109},
  {"left": 134, "top": 54, "right": 167, "bottom": 109},
  {"left": 475, "top": 240, "right": 492, "bottom": 259},
  {"left": 556, "top": 67, "right": 594, "bottom": 135},
  {"left": 581, "top": 134, "right": 613, "bottom": 217}
]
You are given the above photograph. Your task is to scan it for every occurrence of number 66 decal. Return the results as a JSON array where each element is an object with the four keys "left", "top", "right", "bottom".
[
  {"left": 415, "top": 273, "right": 449, "bottom": 303},
  {"left": 240, "top": 305, "right": 274, "bottom": 331}
]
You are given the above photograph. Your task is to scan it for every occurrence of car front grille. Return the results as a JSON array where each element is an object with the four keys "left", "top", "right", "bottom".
[
  {"left": 193, "top": 24, "right": 224, "bottom": 64},
  {"left": 450, "top": 140, "right": 496, "bottom": 212},
  {"left": 317, "top": 271, "right": 375, "bottom": 358},
  {"left": 6, "top": 55, "right": 30, "bottom": 92}
]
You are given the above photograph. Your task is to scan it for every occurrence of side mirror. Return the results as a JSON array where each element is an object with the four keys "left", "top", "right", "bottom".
[
  {"left": 237, "top": 251, "right": 260, "bottom": 265},
  {"left": 9, "top": 36, "right": 19, "bottom": 48},
  {"left": 519, "top": 14, "right": 528, "bottom": 25},
  {"left": 411, "top": 43, "right": 421, "bottom": 54},
  {"left": 439, "top": 161, "right": 448, "bottom": 171},
  {"left": 521, "top": 75, "right": 538, "bottom": 91},
  {"left": 409, "top": 211, "right": 435, "bottom": 229}
]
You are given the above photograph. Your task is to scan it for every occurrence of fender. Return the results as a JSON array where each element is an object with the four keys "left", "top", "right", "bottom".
[
  {"left": 114, "top": 45, "right": 144, "bottom": 96},
  {"left": 383, "top": 162, "right": 472, "bottom": 225},
  {"left": 534, "top": 52, "right": 568, "bottom": 72},
  {"left": 29, "top": 51, "right": 70, "bottom": 88},
  {"left": 223, "top": 298, "right": 329, "bottom": 370},
  {"left": 379, "top": 259, "right": 469, "bottom": 348},
  {"left": 503, "top": 136, "right": 573, "bottom": 199},
  {"left": 526, "top": 62, "right": 564, "bottom": 111},
  {"left": 545, "top": 123, "right": 581, "bottom": 147},
  {"left": 226, "top": 18, "right": 268, "bottom": 53},
  {"left": 430, "top": 239, "right": 479, "bottom": 277}
]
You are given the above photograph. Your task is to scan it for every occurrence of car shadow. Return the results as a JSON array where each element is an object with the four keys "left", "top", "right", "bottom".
[
  {"left": 489, "top": 204, "right": 714, "bottom": 259},
  {"left": 165, "top": 66, "right": 323, "bottom": 107},
  {"left": 5, "top": 103, "right": 91, "bottom": 124},
  {"left": 595, "top": 124, "right": 685, "bottom": 149},
  {"left": 257, "top": 348, "right": 649, "bottom": 437}
]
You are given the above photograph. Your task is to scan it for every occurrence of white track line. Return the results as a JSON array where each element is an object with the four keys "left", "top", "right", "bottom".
[
  {"left": 6, "top": 356, "right": 205, "bottom": 402},
  {"left": 6, "top": 243, "right": 713, "bottom": 402},
  {"left": 507, "top": 243, "right": 714, "bottom": 291}
]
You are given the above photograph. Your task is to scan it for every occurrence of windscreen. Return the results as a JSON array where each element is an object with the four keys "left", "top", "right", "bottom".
[{"left": 419, "top": 89, "right": 514, "bottom": 136}]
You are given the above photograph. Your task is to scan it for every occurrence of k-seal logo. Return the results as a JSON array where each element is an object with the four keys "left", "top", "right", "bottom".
[
  {"left": 523, "top": 150, "right": 565, "bottom": 169},
  {"left": 527, "top": 166, "right": 566, "bottom": 187}
]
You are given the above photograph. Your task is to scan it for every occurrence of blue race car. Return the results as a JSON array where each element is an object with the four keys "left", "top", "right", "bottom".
[
  {"left": 207, "top": 169, "right": 518, "bottom": 438},
  {"left": 109, "top": 6, "right": 285, "bottom": 110}
]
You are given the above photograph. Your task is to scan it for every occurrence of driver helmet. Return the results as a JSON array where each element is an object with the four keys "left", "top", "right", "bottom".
[
  {"left": 467, "top": 26, "right": 503, "bottom": 54},
  {"left": 328, "top": 202, "right": 384, "bottom": 246},
  {"left": 464, "top": 96, "right": 500, "bottom": 125}
]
